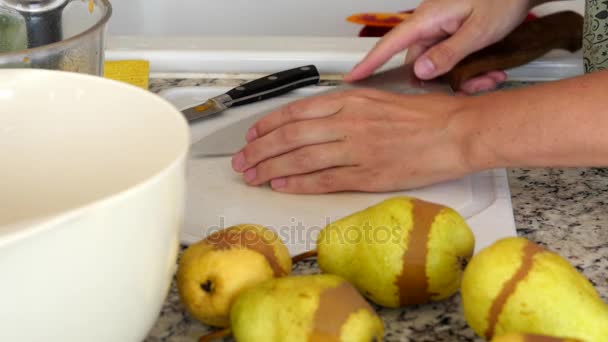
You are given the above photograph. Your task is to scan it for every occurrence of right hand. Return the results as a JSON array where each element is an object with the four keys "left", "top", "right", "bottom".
[{"left": 345, "top": 0, "right": 538, "bottom": 94}]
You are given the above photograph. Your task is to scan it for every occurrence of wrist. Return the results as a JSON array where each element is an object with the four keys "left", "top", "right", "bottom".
[{"left": 447, "top": 95, "right": 503, "bottom": 174}]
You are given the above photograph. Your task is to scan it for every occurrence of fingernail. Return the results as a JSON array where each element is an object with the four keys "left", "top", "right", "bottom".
[
  {"left": 244, "top": 168, "right": 257, "bottom": 182},
  {"left": 415, "top": 57, "right": 436, "bottom": 78},
  {"left": 271, "top": 177, "right": 287, "bottom": 189},
  {"left": 232, "top": 152, "right": 246, "bottom": 171},
  {"left": 343, "top": 72, "right": 357, "bottom": 82},
  {"left": 246, "top": 127, "right": 258, "bottom": 142},
  {"left": 344, "top": 63, "right": 362, "bottom": 82}
]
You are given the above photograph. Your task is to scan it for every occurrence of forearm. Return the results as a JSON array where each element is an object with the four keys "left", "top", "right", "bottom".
[{"left": 460, "top": 70, "right": 608, "bottom": 170}]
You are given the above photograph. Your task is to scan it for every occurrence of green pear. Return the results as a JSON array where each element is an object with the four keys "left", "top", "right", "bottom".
[
  {"left": 177, "top": 224, "right": 292, "bottom": 327},
  {"left": 316, "top": 196, "right": 475, "bottom": 308},
  {"left": 461, "top": 237, "right": 608, "bottom": 341},
  {"left": 229, "top": 274, "right": 384, "bottom": 342}
]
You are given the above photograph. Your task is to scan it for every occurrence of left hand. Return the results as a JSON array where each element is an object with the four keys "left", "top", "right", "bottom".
[
  {"left": 344, "top": 0, "right": 533, "bottom": 94},
  {"left": 231, "top": 88, "right": 475, "bottom": 194}
]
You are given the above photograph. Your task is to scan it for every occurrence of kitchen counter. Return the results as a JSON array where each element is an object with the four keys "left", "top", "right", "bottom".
[{"left": 144, "top": 77, "right": 608, "bottom": 342}]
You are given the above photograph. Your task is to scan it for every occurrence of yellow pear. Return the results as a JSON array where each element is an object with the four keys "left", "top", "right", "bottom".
[
  {"left": 177, "top": 224, "right": 291, "bottom": 327},
  {"left": 461, "top": 237, "right": 608, "bottom": 341},
  {"left": 491, "top": 332, "right": 583, "bottom": 342},
  {"left": 316, "top": 196, "right": 475, "bottom": 308},
  {"left": 229, "top": 274, "right": 384, "bottom": 342}
]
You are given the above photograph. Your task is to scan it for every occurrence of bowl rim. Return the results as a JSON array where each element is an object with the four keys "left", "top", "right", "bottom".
[
  {"left": 0, "top": 68, "right": 191, "bottom": 248},
  {"left": 0, "top": 0, "right": 113, "bottom": 58}
]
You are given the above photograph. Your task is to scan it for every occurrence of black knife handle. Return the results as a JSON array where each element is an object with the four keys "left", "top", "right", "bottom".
[{"left": 226, "top": 65, "right": 320, "bottom": 107}]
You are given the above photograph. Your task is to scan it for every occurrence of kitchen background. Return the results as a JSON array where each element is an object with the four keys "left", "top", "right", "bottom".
[
  {"left": 103, "top": 0, "right": 586, "bottom": 79},
  {"left": 1, "top": 0, "right": 605, "bottom": 341},
  {"left": 106, "top": 0, "right": 585, "bottom": 37}
]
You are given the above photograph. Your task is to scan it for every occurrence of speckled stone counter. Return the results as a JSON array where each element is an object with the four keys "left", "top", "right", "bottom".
[{"left": 144, "top": 77, "right": 608, "bottom": 342}]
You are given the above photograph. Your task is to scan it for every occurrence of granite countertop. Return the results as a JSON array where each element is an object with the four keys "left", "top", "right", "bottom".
[{"left": 145, "top": 77, "right": 608, "bottom": 342}]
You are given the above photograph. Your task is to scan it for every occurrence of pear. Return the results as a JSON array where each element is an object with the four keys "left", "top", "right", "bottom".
[
  {"left": 177, "top": 224, "right": 292, "bottom": 327},
  {"left": 316, "top": 196, "right": 475, "bottom": 308},
  {"left": 461, "top": 237, "right": 608, "bottom": 341},
  {"left": 491, "top": 332, "right": 583, "bottom": 342},
  {"left": 229, "top": 274, "right": 384, "bottom": 342}
]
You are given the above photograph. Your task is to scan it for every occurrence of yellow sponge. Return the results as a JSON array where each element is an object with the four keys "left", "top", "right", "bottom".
[{"left": 104, "top": 60, "right": 150, "bottom": 90}]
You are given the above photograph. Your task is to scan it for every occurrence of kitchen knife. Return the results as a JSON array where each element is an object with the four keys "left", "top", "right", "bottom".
[
  {"left": 181, "top": 65, "right": 321, "bottom": 122},
  {"left": 190, "top": 11, "right": 583, "bottom": 157}
]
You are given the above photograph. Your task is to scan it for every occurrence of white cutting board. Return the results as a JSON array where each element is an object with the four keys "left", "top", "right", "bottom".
[{"left": 159, "top": 86, "right": 517, "bottom": 255}]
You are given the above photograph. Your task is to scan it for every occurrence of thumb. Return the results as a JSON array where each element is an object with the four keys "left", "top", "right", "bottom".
[{"left": 414, "top": 19, "right": 488, "bottom": 80}]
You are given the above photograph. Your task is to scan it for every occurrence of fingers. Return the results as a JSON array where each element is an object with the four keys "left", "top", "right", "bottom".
[
  {"left": 345, "top": 19, "right": 423, "bottom": 82},
  {"left": 415, "top": 18, "right": 489, "bottom": 80},
  {"left": 232, "top": 118, "right": 343, "bottom": 173},
  {"left": 269, "top": 166, "right": 362, "bottom": 194},
  {"left": 247, "top": 94, "right": 344, "bottom": 142},
  {"left": 235, "top": 89, "right": 393, "bottom": 174},
  {"left": 242, "top": 142, "right": 354, "bottom": 186},
  {"left": 487, "top": 70, "right": 508, "bottom": 84},
  {"left": 459, "top": 71, "right": 507, "bottom": 94},
  {"left": 405, "top": 44, "right": 426, "bottom": 65}
]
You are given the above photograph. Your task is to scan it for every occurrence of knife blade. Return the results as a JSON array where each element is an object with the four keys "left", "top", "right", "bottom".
[
  {"left": 189, "top": 10, "right": 583, "bottom": 157},
  {"left": 181, "top": 64, "right": 321, "bottom": 122}
]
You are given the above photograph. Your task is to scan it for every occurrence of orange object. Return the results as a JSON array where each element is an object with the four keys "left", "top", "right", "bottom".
[
  {"left": 347, "top": 12, "right": 411, "bottom": 27},
  {"left": 352, "top": 11, "right": 539, "bottom": 37}
]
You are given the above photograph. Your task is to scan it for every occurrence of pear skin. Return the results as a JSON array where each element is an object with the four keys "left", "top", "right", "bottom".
[
  {"left": 230, "top": 274, "right": 384, "bottom": 342},
  {"left": 177, "top": 224, "right": 291, "bottom": 327},
  {"left": 317, "top": 197, "right": 475, "bottom": 308},
  {"left": 461, "top": 237, "right": 608, "bottom": 341},
  {"left": 491, "top": 332, "right": 583, "bottom": 342}
]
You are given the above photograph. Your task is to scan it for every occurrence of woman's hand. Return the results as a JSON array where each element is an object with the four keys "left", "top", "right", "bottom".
[
  {"left": 228, "top": 0, "right": 561, "bottom": 194},
  {"left": 346, "top": 0, "right": 541, "bottom": 93},
  {"left": 231, "top": 89, "right": 477, "bottom": 194},
  {"left": 232, "top": 70, "right": 608, "bottom": 194}
]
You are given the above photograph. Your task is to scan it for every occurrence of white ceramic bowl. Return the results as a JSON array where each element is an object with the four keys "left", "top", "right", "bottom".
[{"left": 0, "top": 69, "right": 190, "bottom": 341}]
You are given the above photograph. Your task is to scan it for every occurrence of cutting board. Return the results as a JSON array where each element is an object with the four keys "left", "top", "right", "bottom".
[{"left": 159, "top": 86, "right": 517, "bottom": 255}]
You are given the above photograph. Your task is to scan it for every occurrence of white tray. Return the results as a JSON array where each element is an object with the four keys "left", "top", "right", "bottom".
[{"left": 159, "top": 86, "right": 517, "bottom": 255}]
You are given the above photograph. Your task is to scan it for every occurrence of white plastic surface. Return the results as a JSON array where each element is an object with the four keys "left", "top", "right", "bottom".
[{"left": 159, "top": 86, "right": 517, "bottom": 255}]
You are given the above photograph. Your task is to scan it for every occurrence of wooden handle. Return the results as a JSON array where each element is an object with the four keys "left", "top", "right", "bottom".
[{"left": 445, "top": 11, "right": 584, "bottom": 90}]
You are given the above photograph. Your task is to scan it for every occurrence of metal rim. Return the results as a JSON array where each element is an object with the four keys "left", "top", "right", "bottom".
[
  {"left": 1, "top": 0, "right": 70, "bottom": 13},
  {"left": 0, "top": 0, "right": 113, "bottom": 58}
]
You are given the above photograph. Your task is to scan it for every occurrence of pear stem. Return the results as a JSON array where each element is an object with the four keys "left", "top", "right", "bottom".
[
  {"left": 292, "top": 250, "right": 318, "bottom": 264},
  {"left": 198, "top": 328, "right": 232, "bottom": 342}
]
